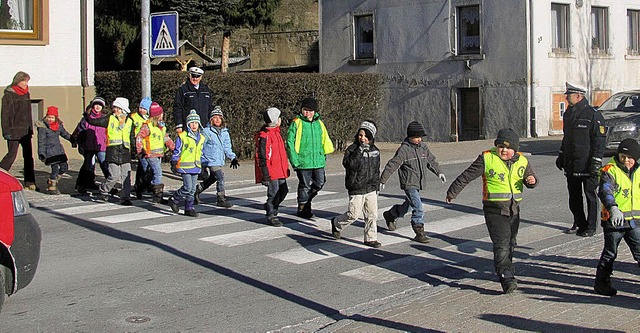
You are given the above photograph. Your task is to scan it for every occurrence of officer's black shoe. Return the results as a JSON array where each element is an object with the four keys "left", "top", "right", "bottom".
[
  {"left": 330, "top": 217, "right": 341, "bottom": 239},
  {"left": 577, "top": 229, "right": 596, "bottom": 237}
]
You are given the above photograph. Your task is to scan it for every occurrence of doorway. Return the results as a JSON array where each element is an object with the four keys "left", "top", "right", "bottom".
[{"left": 457, "top": 88, "right": 481, "bottom": 141}]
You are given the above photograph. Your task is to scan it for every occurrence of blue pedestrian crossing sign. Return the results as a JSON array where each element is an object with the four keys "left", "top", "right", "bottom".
[{"left": 150, "top": 11, "right": 179, "bottom": 58}]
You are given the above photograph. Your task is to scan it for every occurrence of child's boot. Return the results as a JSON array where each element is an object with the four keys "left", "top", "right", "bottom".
[
  {"left": 152, "top": 184, "right": 165, "bottom": 204},
  {"left": 297, "top": 202, "right": 313, "bottom": 219},
  {"left": 47, "top": 179, "right": 60, "bottom": 195},
  {"left": 411, "top": 224, "right": 430, "bottom": 243},
  {"left": 194, "top": 183, "right": 204, "bottom": 204},
  {"left": 168, "top": 193, "right": 180, "bottom": 213},
  {"left": 216, "top": 192, "right": 233, "bottom": 208},
  {"left": 594, "top": 267, "right": 617, "bottom": 296},
  {"left": 184, "top": 198, "right": 199, "bottom": 217}
]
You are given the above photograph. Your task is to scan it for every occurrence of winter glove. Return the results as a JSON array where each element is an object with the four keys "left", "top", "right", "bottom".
[
  {"left": 590, "top": 159, "right": 602, "bottom": 177},
  {"left": 261, "top": 180, "right": 270, "bottom": 187},
  {"left": 38, "top": 154, "right": 45, "bottom": 161},
  {"left": 610, "top": 206, "right": 624, "bottom": 227},
  {"left": 360, "top": 143, "right": 370, "bottom": 152},
  {"left": 3, "top": 134, "right": 10, "bottom": 140},
  {"left": 230, "top": 158, "right": 240, "bottom": 169},
  {"left": 71, "top": 142, "right": 78, "bottom": 148},
  {"left": 379, "top": 183, "right": 385, "bottom": 191},
  {"left": 555, "top": 155, "right": 563, "bottom": 171},
  {"left": 170, "top": 161, "right": 178, "bottom": 174},
  {"left": 439, "top": 173, "right": 447, "bottom": 183}
]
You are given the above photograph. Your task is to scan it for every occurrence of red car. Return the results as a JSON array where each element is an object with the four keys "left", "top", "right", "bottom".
[{"left": 0, "top": 168, "right": 41, "bottom": 313}]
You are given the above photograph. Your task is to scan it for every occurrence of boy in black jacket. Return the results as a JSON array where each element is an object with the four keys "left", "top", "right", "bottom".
[{"left": 331, "top": 121, "right": 382, "bottom": 248}]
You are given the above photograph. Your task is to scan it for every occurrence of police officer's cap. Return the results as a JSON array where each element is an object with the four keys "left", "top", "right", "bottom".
[
  {"left": 188, "top": 67, "right": 204, "bottom": 77},
  {"left": 564, "top": 82, "right": 587, "bottom": 95}
]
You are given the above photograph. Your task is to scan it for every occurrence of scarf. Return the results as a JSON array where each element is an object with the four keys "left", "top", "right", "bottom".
[
  {"left": 12, "top": 84, "right": 29, "bottom": 96},
  {"left": 49, "top": 120, "right": 60, "bottom": 132}
]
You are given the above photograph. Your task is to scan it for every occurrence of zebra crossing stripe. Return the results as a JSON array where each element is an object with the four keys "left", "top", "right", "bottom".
[
  {"left": 267, "top": 214, "right": 486, "bottom": 264},
  {"left": 340, "top": 221, "right": 568, "bottom": 283},
  {"left": 91, "top": 210, "right": 177, "bottom": 223}
]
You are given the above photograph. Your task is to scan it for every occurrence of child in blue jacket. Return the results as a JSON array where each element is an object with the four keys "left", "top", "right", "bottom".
[
  {"left": 169, "top": 110, "right": 206, "bottom": 217},
  {"left": 194, "top": 106, "right": 239, "bottom": 207}
]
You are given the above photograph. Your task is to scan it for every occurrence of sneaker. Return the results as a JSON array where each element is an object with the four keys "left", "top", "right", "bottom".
[
  {"left": 577, "top": 229, "right": 596, "bottom": 237},
  {"left": 109, "top": 188, "right": 119, "bottom": 196},
  {"left": 383, "top": 211, "right": 397, "bottom": 231},
  {"left": 502, "top": 279, "right": 518, "bottom": 294},
  {"left": 268, "top": 217, "right": 283, "bottom": 227},
  {"left": 120, "top": 199, "right": 133, "bottom": 206},
  {"left": 563, "top": 225, "right": 578, "bottom": 234},
  {"left": 364, "top": 240, "right": 382, "bottom": 248},
  {"left": 97, "top": 194, "right": 109, "bottom": 202},
  {"left": 330, "top": 217, "right": 341, "bottom": 239}
]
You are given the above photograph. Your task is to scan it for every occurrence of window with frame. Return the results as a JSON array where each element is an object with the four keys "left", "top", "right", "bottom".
[
  {"left": 456, "top": 5, "right": 480, "bottom": 55},
  {"left": 591, "top": 6, "right": 609, "bottom": 54},
  {"left": 0, "top": 0, "right": 44, "bottom": 42},
  {"left": 551, "top": 3, "right": 570, "bottom": 53},
  {"left": 354, "top": 14, "right": 374, "bottom": 60},
  {"left": 629, "top": 10, "right": 640, "bottom": 56}
]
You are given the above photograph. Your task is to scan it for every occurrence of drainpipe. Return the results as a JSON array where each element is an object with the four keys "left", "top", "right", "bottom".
[
  {"left": 80, "top": 0, "right": 89, "bottom": 107},
  {"left": 528, "top": 0, "right": 538, "bottom": 137}
]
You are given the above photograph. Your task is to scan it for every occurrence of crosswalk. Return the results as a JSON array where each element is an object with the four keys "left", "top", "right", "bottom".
[{"left": 33, "top": 184, "right": 570, "bottom": 284}]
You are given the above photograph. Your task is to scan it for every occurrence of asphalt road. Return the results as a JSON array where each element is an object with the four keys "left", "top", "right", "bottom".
[{"left": 0, "top": 148, "right": 593, "bottom": 332}]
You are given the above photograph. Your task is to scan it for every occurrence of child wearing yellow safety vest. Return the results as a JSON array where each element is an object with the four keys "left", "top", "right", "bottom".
[
  {"left": 85, "top": 97, "right": 135, "bottom": 206},
  {"left": 594, "top": 138, "right": 640, "bottom": 297},
  {"left": 446, "top": 128, "right": 538, "bottom": 294},
  {"left": 135, "top": 102, "right": 175, "bottom": 204},
  {"left": 132, "top": 97, "right": 153, "bottom": 199},
  {"left": 169, "top": 110, "right": 206, "bottom": 217}
]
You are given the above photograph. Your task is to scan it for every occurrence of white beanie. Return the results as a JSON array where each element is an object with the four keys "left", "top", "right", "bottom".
[
  {"left": 264, "top": 107, "right": 281, "bottom": 127},
  {"left": 112, "top": 97, "right": 130, "bottom": 114}
]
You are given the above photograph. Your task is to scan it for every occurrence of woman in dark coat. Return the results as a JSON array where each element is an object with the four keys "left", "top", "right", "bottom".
[{"left": 0, "top": 71, "right": 36, "bottom": 190}]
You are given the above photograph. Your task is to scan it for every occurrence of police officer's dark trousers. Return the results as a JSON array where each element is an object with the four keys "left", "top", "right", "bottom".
[
  {"left": 485, "top": 212, "right": 519, "bottom": 281},
  {"left": 566, "top": 175, "right": 598, "bottom": 232}
]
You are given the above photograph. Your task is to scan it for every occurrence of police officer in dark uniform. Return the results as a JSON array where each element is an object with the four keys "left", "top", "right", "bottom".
[
  {"left": 556, "top": 82, "right": 606, "bottom": 237},
  {"left": 172, "top": 66, "right": 215, "bottom": 134}
]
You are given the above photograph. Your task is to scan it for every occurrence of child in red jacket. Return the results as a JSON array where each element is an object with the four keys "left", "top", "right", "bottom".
[{"left": 255, "top": 107, "right": 290, "bottom": 227}]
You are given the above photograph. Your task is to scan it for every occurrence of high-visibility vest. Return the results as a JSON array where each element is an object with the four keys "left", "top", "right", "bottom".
[
  {"left": 106, "top": 115, "right": 132, "bottom": 149},
  {"left": 601, "top": 161, "right": 640, "bottom": 220},
  {"left": 176, "top": 131, "right": 205, "bottom": 170},
  {"left": 482, "top": 148, "right": 528, "bottom": 202},
  {"left": 130, "top": 113, "right": 148, "bottom": 136},
  {"left": 142, "top": 123, "right": 166, "bottom": 155}
]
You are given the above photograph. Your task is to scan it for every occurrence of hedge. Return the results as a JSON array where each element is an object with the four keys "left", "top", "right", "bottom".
[{"left": 95, "top": 71, "right": 384, "bottom": 159}]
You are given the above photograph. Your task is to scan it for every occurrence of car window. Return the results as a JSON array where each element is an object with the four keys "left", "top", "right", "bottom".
[{"left": 599, "top": 94, "right": 640, "bottom": 112}]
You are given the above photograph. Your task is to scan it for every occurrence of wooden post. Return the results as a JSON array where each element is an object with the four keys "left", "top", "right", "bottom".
[{"left": 221, "top": 31, "right": 231, "bottom": 73}]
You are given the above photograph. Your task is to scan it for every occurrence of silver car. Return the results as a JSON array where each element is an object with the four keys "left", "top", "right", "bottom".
[{"left": 599, "top": 90, "right": 640, "bottom": 151}]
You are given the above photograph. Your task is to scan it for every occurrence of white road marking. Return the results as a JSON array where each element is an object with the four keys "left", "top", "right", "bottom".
[{"left": 340, "top": 221, "right": 567, "bottom": 283}]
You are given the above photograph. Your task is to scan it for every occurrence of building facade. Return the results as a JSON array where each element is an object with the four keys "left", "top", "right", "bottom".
[
  {"left": 319, "top": 0, "right": 640, "bottom": 142},
  {"left": 0, "top": 0, "right": 94, "bottom": 158}
]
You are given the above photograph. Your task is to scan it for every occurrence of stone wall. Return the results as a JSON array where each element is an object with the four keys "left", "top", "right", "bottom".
[{"left": 249, "top": 30, "right": 319, "bottom": 70}]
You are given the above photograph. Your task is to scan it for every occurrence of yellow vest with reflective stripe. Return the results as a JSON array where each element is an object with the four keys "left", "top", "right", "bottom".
[
  {"left": 143, "top": 123, "right": 166, "bottom": 155},
  {"left": 176, "top": 131, "right": 205, "bottom": 170},
  {"left": 130, "top": 113, "right": 148, "bottom": 136},
  {"left": 482, "top": 148, "right": 528, "bottom": 202},
  {"left": 106, "top": 115, "right": 132, "bottom": 149},
  {"left": 293, "top": 118, "right": 334, "bottom": 155},
  {"left": 601, "top": 161, "right": 640, "bottom": 220}
]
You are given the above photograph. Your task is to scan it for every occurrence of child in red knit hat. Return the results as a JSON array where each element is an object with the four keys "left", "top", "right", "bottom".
[{"left": 36, "top": 106, "right": 77, "bottom": 194}]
